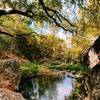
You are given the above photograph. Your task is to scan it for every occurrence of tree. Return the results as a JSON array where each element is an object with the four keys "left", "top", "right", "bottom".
[
  {"left": 0, "top": 0, "right": 100, "bottom": 61},
  {"left": 0, "top": 0, "right": 99, "bottom": 36},
  {"left": 0, "top": 0, "right": 76, "bottom": 35},
  {"left": 0, "top": 1, "right": 95, "bottom": 34}
]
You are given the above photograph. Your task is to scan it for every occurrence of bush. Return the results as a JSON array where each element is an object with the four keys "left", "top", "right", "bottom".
[
  {"left": 21, "top": 61, "right": 38, "bottom": 76},
  {"left": 66, "top": 63, "right": 89, "bottom": 73}
]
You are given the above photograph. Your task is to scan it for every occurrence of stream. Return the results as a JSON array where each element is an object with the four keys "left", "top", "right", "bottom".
[{"left": 19, "top": 74, "right": 75, "bottom": 100}]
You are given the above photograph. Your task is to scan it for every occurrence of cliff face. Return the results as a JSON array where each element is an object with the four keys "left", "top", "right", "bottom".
[
  {"left": 0, "top": 59, "right": 25, "bottom": 100},
  {"left": 0, "top": 88, "right": 25, "bottom": 100},
  {"left": 0, "top": 59, "right": 21, "bottom": 91},
  {"left": 83, "top": 36, "right": 100, "bottom": 68},
  {"left": 80, "top": 36, "right": 100, "bottom": 100},
  {"left": 88, "top": 36, "right": 100, "bottom": 68},
  {"left": 88, "top": 48, "right": 99, "bottom": 68}
]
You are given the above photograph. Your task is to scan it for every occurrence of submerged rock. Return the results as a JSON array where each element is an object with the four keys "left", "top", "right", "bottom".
[
  {"left": 0, "top": 88, "right": 25, "bottom": 100},
  {"left": 0, "top": 59, "right": 21, "bottom": 91}
]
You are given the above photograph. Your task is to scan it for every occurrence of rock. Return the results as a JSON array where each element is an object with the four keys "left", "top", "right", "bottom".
[
  {"left": 0, "top": 88, "right": 25, "bottom": 100},
  {"left": 82, "top": 35, "right": 100, "bottom": 68},
  {"left": 88, "top": 48, "right": 99, "bottom": 68},
  {"left": 88, "top": 36, "right": 100, "bottom": 68},
  {"left": 79, "top": 36, "right": 100, "bottom": 100},
  {"left": 0, "top": 59, "right": 21, "bottom": 91}
]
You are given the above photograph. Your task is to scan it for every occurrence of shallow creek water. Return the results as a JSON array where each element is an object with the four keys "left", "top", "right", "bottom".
[{"left": 19, "top": 75, "right": 75, "bottom": 100}]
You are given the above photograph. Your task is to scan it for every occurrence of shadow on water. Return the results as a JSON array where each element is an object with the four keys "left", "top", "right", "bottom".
[{"left": 19, "top": 75, "right": 75, "bottom": 100}]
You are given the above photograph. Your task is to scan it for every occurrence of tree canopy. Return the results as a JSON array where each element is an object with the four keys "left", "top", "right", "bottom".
[
  {"left": 0, "top": 0, "right": 99, "bottom": 36},
  {"left": 0, "top": 0, "right": 100, "bottom": 61}
]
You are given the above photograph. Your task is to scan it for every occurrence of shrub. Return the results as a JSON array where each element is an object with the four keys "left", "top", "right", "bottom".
[
  {"left": 21, "top": 61, "right": 38, "bottom": 76},
  {"left": 67, "top": 63, "right": 89, "bottom": 73}
]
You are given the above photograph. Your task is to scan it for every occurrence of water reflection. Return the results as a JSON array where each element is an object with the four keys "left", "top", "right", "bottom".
[{"left": 19, "top": 75, "right": 75, "bottom": 100}]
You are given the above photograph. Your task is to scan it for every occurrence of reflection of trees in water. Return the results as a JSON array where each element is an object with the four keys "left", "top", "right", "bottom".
[
  {"left": 19, "top": 75, "right": 65, "bottom": 100},
  {"left": 35, "top": 75, "right": 64, "bottom": 100},
  {"left": 19, "top": 79, "right": 33, "bottom": 100}
]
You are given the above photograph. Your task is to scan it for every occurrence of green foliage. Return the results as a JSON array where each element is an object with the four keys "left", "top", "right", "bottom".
[
  {"left": 21, "top": 61, "right": 38, "bottom": 76},
  {"left": 38, "top": 34, "right": 66, "bottom": 59},
  {"left": 16, "top": 34, "right": 34, "bottom": 61},
  {"left": 69, "top": 88, "right": 80, "bottom": 100},
  {"left": 66, "top": 63, "right": 89, "bottom": 73},
  {"left": 0, "top": 15, "right": 32, "bottom": 35},
  {"left": 0, "top": 36, "right": 12, "bottom": 51},
  {"left": 49, "top": 64, "right": 61, "bottom": 70},
  {"left": 1, "top": 0, "right": 62, "bottom": 23},
  {"left": 0, "top": 0, "right": 99, "bottom": 77},
  {"left": 15, "top": 33, "right": 66, "bottom": 61}
]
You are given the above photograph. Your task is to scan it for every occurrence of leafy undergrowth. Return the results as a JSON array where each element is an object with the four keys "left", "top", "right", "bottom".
[
  {"left": 66, "top": 63, "right": 89, "bottom": 74},
  {"left": 21, "top": 60, "right": 89, "bottom": 78},
  {"left": 48, "top": 62, "right": 89, "bottom": 74},
  {"left": 21, "top": 61, "right": 38, "bottom": 77},
  {"left": 21, "top": 61, "right": 54, "bottom": 77}
]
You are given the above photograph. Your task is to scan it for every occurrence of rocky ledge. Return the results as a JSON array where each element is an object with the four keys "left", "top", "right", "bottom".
[
  {"left": 0, "top": 59, "right": 25, "bottom": 100},
  {"left": 0, "top": 88, "right": 25, "bottom": 100},
  {"left": 0, "top": 59, "right": 21, "bottom": 91},
  {"left": 80, "top": 35, "right": 100, "bottom": 100}
]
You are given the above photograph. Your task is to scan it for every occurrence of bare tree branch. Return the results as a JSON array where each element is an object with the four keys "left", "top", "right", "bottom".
[
  {"left": 44, "top": 6, "right": 75, "bottom": 27},
  {"left": 0, "top": 0, "right": 76, "bottom": 33},
  {"left": 0, "top": 9, "right": 33, "bottom": 18},
  {"left": 39, "top": 0, "right": 76, "bottom": 33},
  {"left": 0, "top": 31, "right": 14, "bottom": 37},
  {"left": 0, "top": 25, "right": 35, "bottom": 38},
  {"left": 0, "top": 26, "right": 14, "bottom": 37}
]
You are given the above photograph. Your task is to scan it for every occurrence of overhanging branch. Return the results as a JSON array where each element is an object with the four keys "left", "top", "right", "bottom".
[
  {"left": 0, "top": 31, "right": 14, "bottom": 37},
  {"left": 44, "top": 6, "right": 75, "bottom": 27},
  {"left": 0, "top": 25, "right": 35, "bottom": 38},
  {"left": 39, "top": 0, "right": 76, "bottom": 33},
  {"left": 0, "top": 30, "right": 14, "bottom": 37},
  {"left": 0, "top": 0, "right": 77, "bottom": 33},
  {"left": 0, "top": 26, "right": 14, "bottom": 37},
  {"left": 0, "top": 9, "right": 33, "bottom": 18}
]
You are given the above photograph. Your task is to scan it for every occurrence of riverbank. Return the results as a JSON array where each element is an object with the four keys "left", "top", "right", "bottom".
[
  {"left": 0, "top": 58, "right": 90, "bottom": 100},
  {"left": 20, "top": 60, "right": 88, "bottom": 79}
]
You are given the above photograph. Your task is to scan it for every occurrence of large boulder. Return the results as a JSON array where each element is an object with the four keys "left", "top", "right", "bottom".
[
  {"left": 79, "top": 35, "right": 100, "bottom": 100},
  {"left": 0, "top": 59, "right": 21, "bottom": 91},
  {"left": 83, "top": 35, "right": 100, "bottom": 68},
  {"left": 0, "top": 88, "right": 25, "bottom": 100}
]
